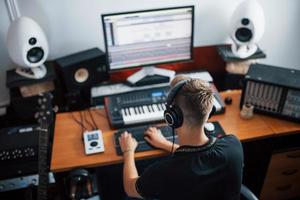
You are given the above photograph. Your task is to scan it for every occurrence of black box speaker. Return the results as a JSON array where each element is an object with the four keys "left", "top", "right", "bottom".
[{"left": 56, "top": 48, "right": 109, "bottom": 92}]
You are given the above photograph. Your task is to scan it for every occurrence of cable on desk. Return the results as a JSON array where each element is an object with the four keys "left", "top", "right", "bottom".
[
  {"left": 71, "top": 112, "right": 87, "bottom": 133},
  {"left": 93, "top": 108, "right": 106, "bottom": 118},
  {"left": 87, "top": 109, "right": 98, "bottom": 130},
  {"left": 83, "top": 110, "right": 96, "bottom": 130}
]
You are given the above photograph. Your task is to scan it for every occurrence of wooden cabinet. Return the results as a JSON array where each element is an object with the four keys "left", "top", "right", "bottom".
[{"left": 261, "top": 149, "right": 300, "bottom": 200}]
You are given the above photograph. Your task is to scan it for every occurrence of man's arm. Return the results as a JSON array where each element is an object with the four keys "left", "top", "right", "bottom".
[{"left": 119, "top": 132, "right": 142, "bottom": 198}]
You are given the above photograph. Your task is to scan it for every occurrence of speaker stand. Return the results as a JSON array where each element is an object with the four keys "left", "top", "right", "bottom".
[
  {"left": 126, "top": 66, "right": 175, "bottom": 86},
  {"left": 16, "top": 64, "right": 47, "bottom": 79}
]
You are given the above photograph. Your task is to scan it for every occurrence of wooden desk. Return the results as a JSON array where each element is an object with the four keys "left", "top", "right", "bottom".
[
  {"left": 261, "top": 115, "right": 300, "bottom": 136},
  {"left": 51, "top": 90, "right": 283, "bottom": 172},
  {"left": 210, "top": 90, "right": 275, "bottom": 141},
  {"left": 50, "top": 108, "right": 167, "bottom": 172}
]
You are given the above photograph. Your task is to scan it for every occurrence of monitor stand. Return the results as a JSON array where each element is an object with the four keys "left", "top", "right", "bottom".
[{"left": 126, "top": 66, "right": 176, "bottom": 86}]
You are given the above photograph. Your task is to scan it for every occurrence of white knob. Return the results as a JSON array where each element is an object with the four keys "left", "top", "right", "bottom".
[{"left": 204, "top": 122, "right": 215, "bottom": 132}]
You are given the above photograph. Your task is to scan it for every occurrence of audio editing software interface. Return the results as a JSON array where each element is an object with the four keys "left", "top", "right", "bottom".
[{"left": 102, "top": 7, "right": 193, "bottom": 70}]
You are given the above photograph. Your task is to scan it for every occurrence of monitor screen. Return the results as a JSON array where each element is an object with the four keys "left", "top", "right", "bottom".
[{"left": 102, "top": 6, "right": 194, "bottom": 71}]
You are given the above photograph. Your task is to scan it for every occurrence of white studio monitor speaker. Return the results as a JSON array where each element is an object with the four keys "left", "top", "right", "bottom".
[
  {"left": 229, "top": 0, "right": 265, "bottom": 58},
  {"left": 6, "top": 16, "right": 49, "bottom": 79}
]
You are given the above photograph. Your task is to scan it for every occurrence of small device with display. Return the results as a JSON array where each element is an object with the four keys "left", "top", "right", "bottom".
[{"left": 83, "top": 129, "right": 104, "bottom": 155}]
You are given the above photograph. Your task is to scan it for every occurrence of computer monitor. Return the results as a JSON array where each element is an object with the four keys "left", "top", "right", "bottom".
[{"left": 102, "top": 6, "right": 194, "bottom": 85}]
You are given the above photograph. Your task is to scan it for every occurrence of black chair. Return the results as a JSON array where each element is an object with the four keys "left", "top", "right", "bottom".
[
  {"left": 126, "top": 184, "right": 259, "bottom": 200},
  {"left": 240, "top": 184, "right": 259, "bottom": 200}
]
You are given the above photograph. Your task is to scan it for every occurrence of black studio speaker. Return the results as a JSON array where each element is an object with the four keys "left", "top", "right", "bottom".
[
  {"left": 56, "top": 48, "right": 109, "bottom": 92},
  {"left": 56, "top": 48, "right": 109, "bottom": 111}
]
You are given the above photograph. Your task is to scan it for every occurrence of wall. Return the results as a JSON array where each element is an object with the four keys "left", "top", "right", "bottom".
[{"left": 0, "top": 0, "right": 299, "bottom": 106}]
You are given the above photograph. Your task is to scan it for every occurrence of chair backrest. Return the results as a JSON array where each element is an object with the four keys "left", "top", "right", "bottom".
[{"left": 240, "top": 184, "right": 259, "bottom": 200}]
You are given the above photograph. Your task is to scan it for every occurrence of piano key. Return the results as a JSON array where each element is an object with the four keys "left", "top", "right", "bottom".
[
  {"left": 134, "top": 107, "right": 147, "bottom": 119},
  {"left": 139, "top": 106, "right": 143, "bottom": 114},
  {"left": 150, "top": 105, "right": 155, "bottom": 112},
  {"left": 147, "top": 105, "right": 152, "bottom": 112},
  {"left": 157, "top": 104, "right": 161, "bottom": 111},
  {"left": 155, "top": 104, "right": 160, "bottom": 112},
  {"left": 158, "top": 103, "right": 164, "bottom": 111},
  {"left": 121, "top": 109, "right": 126, "bottom": 117},
  {"left": 122, "top": 109, "right": 130, "bottom": 123},
  {"left": 129, "top": 107, "right": 134, "bottom": 116},
  {"left": 123, "top": 104, "right": 165, "bottom": 125},
  {"left": 159, "top": 103, "right": 165, "bottom": 111},
  {"left": 158, "top": 104, "right": 162, "bottom": 111},
  {"left": 146, "top": 105, "right": 150, "bottom": 112},
  {"left": 140, "top": 106, "right": 144, "bottom": 114},
  {"left": 153, "top": 104, "right": 158, "bottom": 112},
  {"left": 134, "top": 107, "right": 138, "bottom": 114},
  {"left": 143, "top": 105, "right": 148, "bottom": 114},
  {"left": 154, "top": 104, "right": 164, "bottom": 118}
]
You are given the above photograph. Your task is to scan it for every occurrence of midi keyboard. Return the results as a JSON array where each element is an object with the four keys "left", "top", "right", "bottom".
[{"left": 105, "top": 85, "right": 225, "bottom": 129}]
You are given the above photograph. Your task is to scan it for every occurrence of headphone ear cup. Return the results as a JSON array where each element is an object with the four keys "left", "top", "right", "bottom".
[
  {"left": 172, "top": 105, "right": 183, "bottom": 128},
  {"left": 164, "top": 109, "right": 175, "bottom": 127},
  {"left": 164, "top": 105, "right": 183, "bottom": 128}
]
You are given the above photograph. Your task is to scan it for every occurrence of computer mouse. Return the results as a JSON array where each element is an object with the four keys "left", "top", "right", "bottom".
[
  {"left": 225, "top": 97, "right": 233, "bottom": 105},
  {"left": 204, "top": 122, "right": 215, "bottom": 132}
]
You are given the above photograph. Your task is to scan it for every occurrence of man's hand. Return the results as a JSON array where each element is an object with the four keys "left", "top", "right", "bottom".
[
  {"left": 144, "top": 127, "right": 178, "bottom": 152},
  {"left": 119, "top": 131, "right": 138, "bottom": 155}
]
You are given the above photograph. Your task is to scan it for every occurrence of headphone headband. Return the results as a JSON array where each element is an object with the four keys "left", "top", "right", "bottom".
[
  {"left": 164, "top": 78, "right": 215, "bottom": 128},
  {"left": 166, "top": 79, "right": 189, "bottom": 106}
]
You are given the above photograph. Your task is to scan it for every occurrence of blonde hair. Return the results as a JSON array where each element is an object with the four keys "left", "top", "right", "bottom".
[{"left": 170, "top": 75, "right": 213, "bottom": 127}]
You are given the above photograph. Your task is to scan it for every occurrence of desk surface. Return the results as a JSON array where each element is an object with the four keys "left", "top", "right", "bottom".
[{"left": 50, "top": 90, "right": 300, "bottom": 172}]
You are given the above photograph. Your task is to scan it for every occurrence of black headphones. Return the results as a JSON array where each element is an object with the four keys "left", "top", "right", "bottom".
[
  {"left": 68, "top": 169, "right": 93, "bottom": 199},
  {"left": 164, "top": 79, "right": 216, "bottom": 129},
  {"left": 164, "top": 80, "right": 188, "bottom": 128}
]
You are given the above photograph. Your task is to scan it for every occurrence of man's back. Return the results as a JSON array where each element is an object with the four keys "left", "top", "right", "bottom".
[{"left": 136, "top": 135, "right": 244, "bottom": 200}]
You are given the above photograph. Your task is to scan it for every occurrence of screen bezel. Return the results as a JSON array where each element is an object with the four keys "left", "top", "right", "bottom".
[{"left": 101, "top": 5, "right": 195, "bottom": 72}]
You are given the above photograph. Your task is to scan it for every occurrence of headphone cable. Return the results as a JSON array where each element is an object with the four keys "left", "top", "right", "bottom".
[
  {"left": 94, "top": 108, "right": 106, "bottom": 118},
  {"left": 171, "top": 127, "right": 175, "bottom": 155}
]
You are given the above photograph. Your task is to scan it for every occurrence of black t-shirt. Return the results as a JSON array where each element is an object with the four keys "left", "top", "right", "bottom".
[{"left": 136, "top": 135, "right": 244, "bottom": 200}]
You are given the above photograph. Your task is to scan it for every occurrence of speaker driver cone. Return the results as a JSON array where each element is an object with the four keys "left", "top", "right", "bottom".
[
  {"left": 235, "top": 27, "right": 252, "bottom": 42},
  {"left": 74, "top": 68, "right": 89, "bottom": 83},
  {"left": 27, "top": 47, "right": 44, "bottom": 63}
]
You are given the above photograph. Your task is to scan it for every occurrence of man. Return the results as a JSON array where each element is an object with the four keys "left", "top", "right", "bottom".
[{"left": 119, "top": 75, "right": 244, "bottom": 200}]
